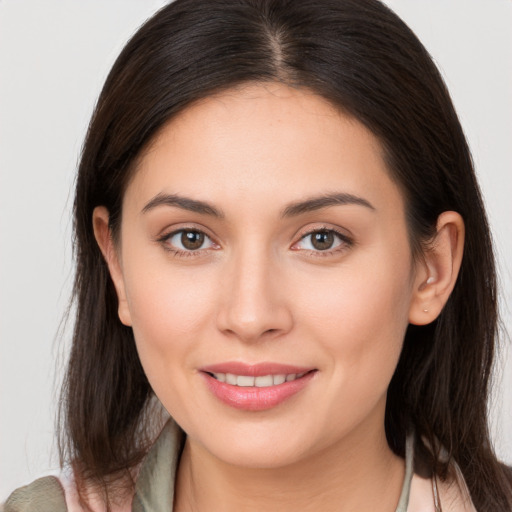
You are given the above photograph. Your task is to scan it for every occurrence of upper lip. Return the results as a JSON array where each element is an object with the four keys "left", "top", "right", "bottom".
[{"left": 200, "top": 362, "right": 315, "bottom": 377}]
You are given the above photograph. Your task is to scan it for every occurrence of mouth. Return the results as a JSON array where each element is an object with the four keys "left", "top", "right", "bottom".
[{"left": 200, "top": 363, "right": 317, "bottom": 411}]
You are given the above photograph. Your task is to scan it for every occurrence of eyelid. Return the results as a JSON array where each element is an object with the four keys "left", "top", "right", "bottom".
[
  {"left": 291, "top": 225, "right": 354, "bottom": 255},
  {"left": 156, "top": 224, "right": 220, "bottom": 256},
  {"left": 155, "top": 223, "right": 353, "bottom": 258}
]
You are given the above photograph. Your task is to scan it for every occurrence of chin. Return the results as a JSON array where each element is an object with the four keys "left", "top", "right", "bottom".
[
  {"left": 188, "top": 424, "right": 314, "bottom": 469},
  {"left": 213, "top": 443, "right": 306, "bottom": 469}
]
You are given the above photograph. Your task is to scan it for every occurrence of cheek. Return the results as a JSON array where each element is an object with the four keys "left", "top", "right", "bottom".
[
  {"left": 298, "top": 245, "right": 413, "bottom": 386},
  {"left": 290, "top": 258, "right": 413, "bottom": 442},
  {"left": 122, "top": 261, "right": 217, "bottom": 386}
]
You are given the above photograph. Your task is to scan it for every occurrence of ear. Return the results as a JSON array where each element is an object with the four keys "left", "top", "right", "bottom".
[
  {"left": 409, "top": 211, "right": 465, "bottom": 325},
  {"left": 92, "top": 206, "right": 132, "bottom": 326}
]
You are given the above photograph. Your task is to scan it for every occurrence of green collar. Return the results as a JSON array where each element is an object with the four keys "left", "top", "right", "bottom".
[
  {"left": 131, "top": 420, "right": 413, "bottom": 512},
  {"left": 132, "top": 420, "right": 184, "bottom": 512}
]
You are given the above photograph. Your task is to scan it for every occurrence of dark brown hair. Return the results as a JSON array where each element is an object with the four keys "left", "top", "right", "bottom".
[{"left": 60, "top": 0, "right": 512, "bottom": 509}]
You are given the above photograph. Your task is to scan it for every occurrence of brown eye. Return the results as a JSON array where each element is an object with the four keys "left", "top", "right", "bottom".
[
  {"left": 292, "top": 228, "right": 352, "bottom": 255},
  {"left": 311, "top": 231, "right": 335, "bottom": 250},
  {"left": 164, "top": 229, "right": 216, "bottom": 253},
  {"left": 181, "top": 230, "right": 205, "bottom": 250}
]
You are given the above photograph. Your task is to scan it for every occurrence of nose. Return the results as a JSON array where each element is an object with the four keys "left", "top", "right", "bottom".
[{"left": 215, "top": 246, "right": 294, "bottom": 343}]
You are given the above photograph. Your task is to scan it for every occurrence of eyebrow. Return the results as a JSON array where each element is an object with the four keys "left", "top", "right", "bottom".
[
  {"left": 281, "top": 193, "right": 375, "bottom": 217},
  {"left": 141, "top": 193, "right": 224, "bottom": 218},
  {"left": 141, "top": 191, "right": 374, "bottom": 218}
]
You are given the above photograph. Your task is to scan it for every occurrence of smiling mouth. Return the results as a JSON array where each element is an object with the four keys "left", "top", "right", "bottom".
[
  {"left": 201, "top": 368, "right": 317, "bottom": 410},
  {"left": 206, "top": 371, "right": 310, "bottom": 387}
]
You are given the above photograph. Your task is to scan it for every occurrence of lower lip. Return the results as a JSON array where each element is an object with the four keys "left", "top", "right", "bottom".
[{"left": 202, "top": 371, "right": 316, "bottom": 411}]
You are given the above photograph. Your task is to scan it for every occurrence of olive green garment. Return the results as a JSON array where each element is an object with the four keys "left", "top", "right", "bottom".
[{"left": 3, "top": 421, "right": 413, "bottom": 512}]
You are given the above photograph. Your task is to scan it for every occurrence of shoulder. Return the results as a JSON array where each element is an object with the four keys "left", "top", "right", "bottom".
[
  {"left": 437, "top": 477, "right": 477, "bottom": 512},
  {"left": 2, "top": 476, "right": 67, "bottom": 512},
  {"left": 1, "top": 420, "right": 180, "bottom": 512},
  {"left": 408, "top": 471, "right": 476, "bottom": 512}
]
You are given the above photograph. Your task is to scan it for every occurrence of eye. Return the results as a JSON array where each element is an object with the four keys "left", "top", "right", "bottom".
[
  {"left": 292, "top": 228, "right": 352, "bottom": 253},
  {"left": 163, "top": 229, "right": 217, "bottom": 253}
]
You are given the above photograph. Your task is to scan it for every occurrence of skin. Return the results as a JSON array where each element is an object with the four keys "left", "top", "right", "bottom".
[{"left": 94, "top": 83, "right": 464, "bottom": 511}]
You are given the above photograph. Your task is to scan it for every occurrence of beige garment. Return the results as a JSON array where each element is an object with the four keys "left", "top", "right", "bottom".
[
  {"left": 3, "top": 421, "right": 475, "bottom": 512},
  {"left": 3, "top": 477, "right": 66, "bottom": 512}
]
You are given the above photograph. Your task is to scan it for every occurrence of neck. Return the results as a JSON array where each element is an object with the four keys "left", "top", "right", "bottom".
[{"left": 174, "top": 418, "right": 405, "bottom": 512}]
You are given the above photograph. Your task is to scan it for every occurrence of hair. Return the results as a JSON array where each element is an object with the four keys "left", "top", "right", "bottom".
[{"left": 59, "top": 0, "right": 512, "bottom": 509}]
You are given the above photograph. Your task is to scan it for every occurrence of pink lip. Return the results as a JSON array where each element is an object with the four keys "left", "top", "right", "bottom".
[{"left": 200, "top": 362, "right": 317, "bottom": 411}]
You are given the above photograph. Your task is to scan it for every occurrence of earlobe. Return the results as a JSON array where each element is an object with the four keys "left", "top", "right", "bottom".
[
  {"left": 92, "top": 206, "right": 132, "bottom": 326},
  {"left": 409, "top": 211, "right": 465, "bottom": 326}
]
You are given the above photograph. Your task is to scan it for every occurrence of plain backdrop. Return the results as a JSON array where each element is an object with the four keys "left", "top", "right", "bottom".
[{"left": 1, "top": 0, "right": 511, "bottom": 501}]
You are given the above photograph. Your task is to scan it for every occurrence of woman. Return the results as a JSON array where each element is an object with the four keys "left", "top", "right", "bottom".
[{"left": 4, "top": 0, "right": 511, "bottom": 510}]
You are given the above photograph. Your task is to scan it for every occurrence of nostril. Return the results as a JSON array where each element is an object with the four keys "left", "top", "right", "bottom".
[{"left": 215, "top": 295, "right": 294, "bottom": 342}]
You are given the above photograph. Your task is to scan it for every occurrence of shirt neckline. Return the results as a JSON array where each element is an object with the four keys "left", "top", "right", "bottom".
[{"left": 132, "top": 421, "right": 414, "bottom": 512}]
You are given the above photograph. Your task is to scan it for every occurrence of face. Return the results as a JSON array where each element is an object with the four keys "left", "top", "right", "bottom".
[{"left": 104, "top": 83, "right": 423, "bottom": 468}]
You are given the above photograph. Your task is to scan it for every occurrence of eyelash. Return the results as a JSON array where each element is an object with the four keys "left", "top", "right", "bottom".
[
  {"left": 157, "top": 226, "right": 353, "bottom": 259},
  {"left": 157, "top": 227, "right": 219, "bottom": 258},
  {"left": 293, "top": 227, "right": 354, "bottom": 257}
]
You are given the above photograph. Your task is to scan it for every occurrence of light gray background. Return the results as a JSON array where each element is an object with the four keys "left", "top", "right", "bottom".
[{"left": 1, "top": 0, "right": 511, "bottom": 501}]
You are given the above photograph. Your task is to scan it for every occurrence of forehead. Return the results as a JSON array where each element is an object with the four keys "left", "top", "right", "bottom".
[{"left": 124, "top": 82, "right": 403, "bottom": 217}]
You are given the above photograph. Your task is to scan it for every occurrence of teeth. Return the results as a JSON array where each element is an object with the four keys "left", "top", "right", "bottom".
[
  {"left": 255, "top": 375, "right": 273, "bottom": 387},
  {"left": 237, "top": 375, "right": 255, "bottom": 387},
  {"left": 225, "top": 373, "right": 237, "bottom": 385},
  {"left": 211, "top": 372, "right": 305, "bottom": 387},
  {"left": 272, "top": 374, "right": 286, "bottom": 385}
]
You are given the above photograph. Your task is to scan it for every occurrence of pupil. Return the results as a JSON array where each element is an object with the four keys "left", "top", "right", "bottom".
[
  {"left": 312, "top": 231, "right": 334, "bottom": 250},
  {"left": 181, "top": 231, "right": 204, "bottom": 250}
]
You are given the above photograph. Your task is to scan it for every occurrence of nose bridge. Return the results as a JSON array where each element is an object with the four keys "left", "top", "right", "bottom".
[{"left": 216, "top": 240, "right": 292, "bottom": 341}]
